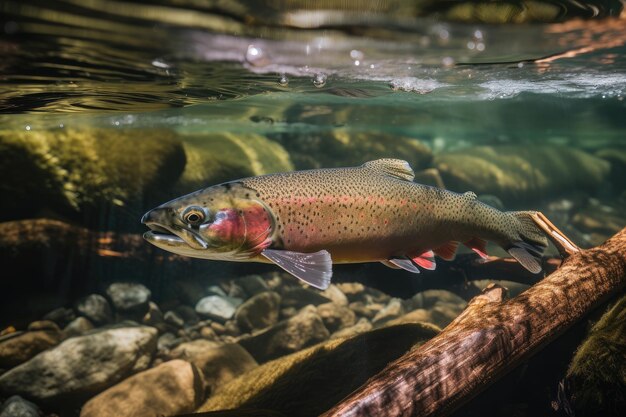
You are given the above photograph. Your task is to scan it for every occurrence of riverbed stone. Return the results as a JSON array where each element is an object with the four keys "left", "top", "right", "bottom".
[
  {"left": 176, "top": 133, "right": 293, "bottom": 194},
  {"left": 280, "top": 287, "right": 332, "bottom": 309},
  {"left": 434, "top": 145, "right": 610, "bottom": 204},
  {"left": 63, "top": 317, "right": 94, "bottom": 338},
  {"left": 79, "top": 359, "right": 204, "bottom": 417},
  {"left": 270, "top": 131, "right": 432, "bottom": 172},
  {"left": 0, "top": 325, "right": 62, "bottom": 369},
  {"left": 233, "top": 275, "right": 270, "bottom": 297},
  {"left": 330, "top": 317, "right": 373, "bottom": 339},
  {"left": 0, "top": 395, "right": 40, "bottom": 417},
  {"left": 169, "top": 342, "right": 257, "bottom": 395},
  {"left": 316, "top": 303, "right": 356, "bottom": 333},
  {"left": 0, "top": 128, "right": 185, "bottom": 221},
  {"left": 75, "top": 294, "right": 113, "bottom": 325},
  {"left": 238, "top": 305, "right": 330, "bottom": 363},
  {"left": 372, "top": 298, "right": 406, "bottom": 325},
  {"left": 0, "top": 326, "right": 157, "bottom": 403},
  {"left": 195, "top": 295, "right": 242, "bottom": 322},
  {"left": 200, "top": 323, "right": 439, "bottom": 416},
  {"left": 320, "top": 284, "right": 348, "bottom": 306},
  {"left": 235, "top": 292, "right": 281, "bottom": 333},
  {"left": 409, "top": 289, "right": 467, "bottom": 311},
  {"left": 42, "top": 307, "right": 75, "bottom": 327},
  {"left": 106, "top": 282, "right": 151, "bottom": 317}
]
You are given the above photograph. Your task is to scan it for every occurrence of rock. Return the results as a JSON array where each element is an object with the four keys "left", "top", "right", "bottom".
[
  {"left": 200, "top": 323, "right": 439, "bottom": 416},
  {"left": 330, "top": 318, "right": 373, "bottom": 339},
  {"left": 75, "top": 294, "right": 113, "bottom": 325},
  {"left": 173, "top": 305, "right": 199, "bottom": 325},
  {"left": 372, "top": 298, "right": 406, "bottom": 325},
  {"left": 142, "top": 302, "right": 166, "bottom": 330},
  {"left": 195, "top": 295, "right": 242, "bottom": 322},
  {"left": 63, "top": 317, "right": 94, "bottom": 338},
  {"left": 270, "top": 130, "right": 432, "bottom": 172},
  {"left": 176, "top": 133, "right": 293, "bottom": 194},
  {"left": 0, "top": 326, "right": 157, "bottom": 403},
  {"left": 409, "top": 289, "right": 467, "bottom": 311},
  {"left": 386, "top": 309, "right": 434, "bottom": 327},
  {"left": 348, "top": 301, "right": 384, "bottom": 319},
  {"left": 319, "top": 284, "right": 348, "bottom": 306},
  {"left": 79, "top": 359, "right": 204, "bottom": 417},
  {"left": 223, "top": 320, "right": 241, "bottom": 337},
  {"left": 106, "top": 283, "right": 151, "bottom": 318},
  {"left": 27, "top": 320, "right": 61, "bottom": 332},
  {"left": 158, "top": 332, "right": 179, "bottom": 351},
  {"left": 434, "top": 145, "right": 610, "bottom": 204},
  {"left": 0, "top": 324, "right": 62, "bottom": 369},
  {"left": 280, "top": 287, "right": 332, "bottom": 309},
  {"left": 200, "top": 326, "right": 218, "bottom": 340},
  {"left": 169, "top": 339, "right": 221, "bottom": 358},
  {"left": 316, "top": 303, "right": 356, "bottom": 333},
  {"left": 164, "top": 310, "right": 185, "bottom": 328},
  {"left": 335, "top": 282, "right": 366, "bottom": 302},
  {"left": 596, "top": 147, "right": 626, "bottom": 191},
  {"left": 42, "top": 308, "right": 75, "bottom": 327},
  {"left": 235, "top": 292, "right": 281, "bottom": 333},
  {"left": 169, "top": 342, "right": 257, "bottom": 395},
  {"left": 0, "top": 395, "right": 40, "bottom": 417},
  {"left": 238, "top": 305, "right": 330, "bottom": 363},
  {"left": 0, "top": 128, "right": 185, "bottom": 221},
  {"left": 233, "top": 275, "right": 269, "bottom": 297},
  {"left": 565, "top": 295, "right": 626, "bottom": 416}
]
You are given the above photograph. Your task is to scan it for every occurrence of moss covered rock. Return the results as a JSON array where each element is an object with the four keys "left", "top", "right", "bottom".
[
  {"left": 565, "top": 295, "right": 626, "bottom": 416},
  {"left": 176, "top": 133, "right": 293, "bottom": 193},
  {"left": 200, "top": 323, "right": 439, "bottom": 416},
  {"left": 0, "top": 128, "right": 185, "bottom": 221},
  {"left": 434, "top": 145, "right": 610, "bottom": 205},
  {"left": 270, "top": 131, "right": 432, "bottom": 171}
]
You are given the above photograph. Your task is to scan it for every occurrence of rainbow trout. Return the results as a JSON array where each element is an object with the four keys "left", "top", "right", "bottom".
[{"left": 141, "top": 159, "right": 547, "bottom": 289}]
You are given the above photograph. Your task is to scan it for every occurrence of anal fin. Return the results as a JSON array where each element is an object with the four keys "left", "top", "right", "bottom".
[
  {"left": 261, "top": 249, "right": 332, "bottom": 290},
  {"left": 433, "top": 241, "right": 459, "bottom": 261},
  {"left": 463, "top": 237, "right": 489, "bottom": 260},
  {"left": 410, "top": 250, "right": 436, "bottom": 270}
]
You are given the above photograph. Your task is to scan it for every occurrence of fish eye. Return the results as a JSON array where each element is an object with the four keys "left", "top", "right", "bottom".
[{"left": 182, "top": 206, "right": 207, "bottom": 226}]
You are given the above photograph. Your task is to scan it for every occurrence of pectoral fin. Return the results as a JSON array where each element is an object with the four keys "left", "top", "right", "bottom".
[{"left": 261, "top": 249, "right": 332, "bottom": 290}]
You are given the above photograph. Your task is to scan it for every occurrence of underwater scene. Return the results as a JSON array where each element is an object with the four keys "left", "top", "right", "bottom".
[{"left": 1, "top": 1, "right": 625, "bottom": 416}]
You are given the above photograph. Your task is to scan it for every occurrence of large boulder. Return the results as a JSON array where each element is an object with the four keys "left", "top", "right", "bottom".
[
  {"left": 565, "top": 295, "right": 626, "bottom": 416},
  {"left": 75, "top": 294, "right": 113, "bottom": 326},
  {"left": 176, "top": 133, "right": 293, "bottom": 193},
  {"left": 106, "top": 282, "right": 152, "bottom": 318},
  {"left": 238, "top": 305, "right": 330, "bottom": 363},
  {"left": 0, "top": 326, "right": 157, "bottom": 403},
  {"left": 79, "top": 359, "right": 205, "bottom": 417},
  {"left": 434, "top": 145, "right": 610, "bottom": 204},
  {"left": 169, "top": 341, "right": 258, "bottom": 395},
  {"left": 200, "top": 323, "right": 439, "bottom": 417},
  {"left": 270, "top": 131, "right": 432, "bottom": 171},
  {"left": 0, "top": 128, "right": 185, "bottom": 221}
]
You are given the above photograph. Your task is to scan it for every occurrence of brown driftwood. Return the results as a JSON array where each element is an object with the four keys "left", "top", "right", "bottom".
[{"left": 323, "top": 227, "right": 626, "bottom": 417}]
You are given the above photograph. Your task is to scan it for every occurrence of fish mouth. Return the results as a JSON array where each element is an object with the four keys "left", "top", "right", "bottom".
[{"left": 143, "top": 222, "right": 208, "bottom": 250}]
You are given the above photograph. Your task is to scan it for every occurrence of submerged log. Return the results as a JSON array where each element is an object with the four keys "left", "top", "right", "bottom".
[{"left": 323, "top": 227, "right": 626, "bottom": 417}]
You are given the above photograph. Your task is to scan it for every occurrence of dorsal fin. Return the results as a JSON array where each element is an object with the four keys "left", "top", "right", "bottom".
[{"left": 362, "top": 159, "right": 415, "bottom": 181}]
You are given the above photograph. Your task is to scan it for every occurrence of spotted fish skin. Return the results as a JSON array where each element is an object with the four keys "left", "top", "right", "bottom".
[
  {"left": 241, "top": 159, "right": 546, "bottom": 265},
  {"left": 142, "top": 159, "right": 548, "bottom": 289}
]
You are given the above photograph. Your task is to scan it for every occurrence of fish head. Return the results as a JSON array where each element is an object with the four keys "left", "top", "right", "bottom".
[{"left": 141, "top": 183, "right": 274, "bottom": 260}]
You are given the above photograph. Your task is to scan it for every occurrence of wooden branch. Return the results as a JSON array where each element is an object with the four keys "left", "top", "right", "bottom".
[{"left": 322, "top": 227, "right": 626, "bottom": 417}]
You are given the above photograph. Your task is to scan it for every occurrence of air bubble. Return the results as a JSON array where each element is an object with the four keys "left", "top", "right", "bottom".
[
  {"left": 313, "top": 73, "right": 327, "bottom": 88},
  {"left": 279, "top": 74, "right": 289, "bottom": 86},
  {"left": 25, "top": 125, "right": 31, "bottom": 131},
  {"left": 467, "top": 41, "right": 476, "bottom": 50},
  {"left": 350, "top": 49, "right": 364, "bottom": 60},
  {"left": 442, "top": 57, "right": 455, "bottom": 67},
  {"left": 474, "top": 30, "right": 483, "bottom": 40},
  {"left": 245, "top": 44, "right": 270, "bottom": 67},
  {"left": 476, "top": 42, "right": 485, "bottom": 51}
]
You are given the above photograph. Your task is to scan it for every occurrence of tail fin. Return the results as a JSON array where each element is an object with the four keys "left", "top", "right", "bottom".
[{"left": 507, "top": 211, "right": 549, "bottom": 274}]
